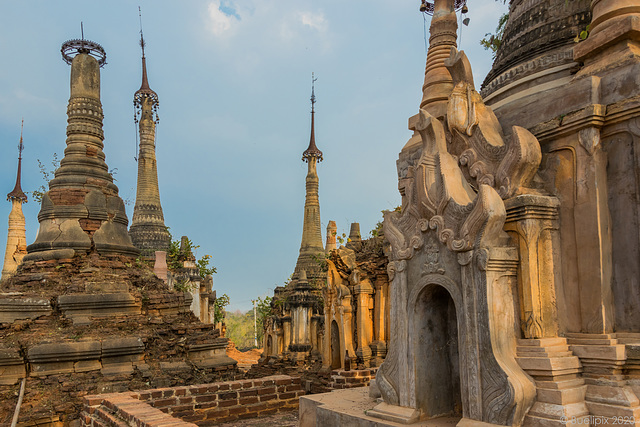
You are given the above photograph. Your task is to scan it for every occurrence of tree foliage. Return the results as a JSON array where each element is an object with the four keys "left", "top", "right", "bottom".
[
  {"left": 166, "top": 234, "right": 217, "bottom": 279},
  {"left": 225, "top": 309, "right": 255, "bottom": 350},
  {"left": 480, "top": 12, "right": 509, "bottom": 56},
  {"left": 214, "top": 293, "right": 230, "bottom": 324},
  {"left": 254, "top": 296, "right": 272, "bottom": 345},
  {"left": 30, "top": 153, "right": 60, "bottom": 204}
]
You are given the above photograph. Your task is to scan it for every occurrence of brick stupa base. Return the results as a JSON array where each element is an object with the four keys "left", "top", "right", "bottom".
[{"left": 0, "top": 254, "right": 237, "bottom": 425}]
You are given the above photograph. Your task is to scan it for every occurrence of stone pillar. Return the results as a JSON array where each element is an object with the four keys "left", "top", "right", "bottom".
[
  {"left": 504, "top": 194, "right": 561, "bottom": 338},
  {"left": 26, "top": 42, "right": 138, "bottom": 261},
  {"left": 575, "top": 126, "right": 614, "bottom": 333},
  {"left": 310, "top": 313, "right": 319, "bottom": 352},
  {"left": 341, "top": 294, "right": 357, "bottom": 367},
  {"left": 283, "top": 316, "right": 291, "bottom": 353},
  {"left": 353, "top": 272, "right": 373, "bottom": 367},
  {"left": 325, "top": 220, "right": 337, "bottom": 254},
  {"left": 153, "top": 251, "right": 168, "bottom": 283},
  {"left": 348, "top": 222, "right": 361, "bottom": 243},
  {"left": 370, "top": 274, "right": 388, "bottom": 366}
]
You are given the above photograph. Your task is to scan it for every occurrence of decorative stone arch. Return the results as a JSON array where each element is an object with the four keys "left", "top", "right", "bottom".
[{"left": 408, "top": 274, "right": 465, "bottom": 416}]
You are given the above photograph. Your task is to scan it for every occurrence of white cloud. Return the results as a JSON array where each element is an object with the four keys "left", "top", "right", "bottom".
[
  {"left": 207, "top": 0, "right": 239, "bottom": 36},
  {"left": 299, "top": 11, "right": 327, "bottom": 32}
]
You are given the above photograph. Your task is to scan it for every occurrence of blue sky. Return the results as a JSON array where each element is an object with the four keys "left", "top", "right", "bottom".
[{"left": 0, "top": 0, "right": 508, "bottom": 312}]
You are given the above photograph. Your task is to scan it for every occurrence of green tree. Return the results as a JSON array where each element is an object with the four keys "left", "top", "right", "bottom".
[
  {"left": 480, "top": 12, "right": 509, "bottom": 55},
  {"left": 30, "top": 153, "right": 60, "bottom": 204},
  {"left": 225, "top": 309, "right": 255, "bottom": 349},
  {"left": 166, "top": 234, "right": 217, "bottom": 279},
  {"left": 254, "top": 296, "right": 272, "bottom": 346},
  {"left": 214, "top": 293, "right": 230, "bottom": 324}
]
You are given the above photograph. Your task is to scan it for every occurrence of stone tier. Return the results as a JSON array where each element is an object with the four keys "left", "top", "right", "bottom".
[
  {"left": 0, "top": 295, "right": 52, "bottom": 324},
  {"left": 567, "top": 333, "right": 640, "bottom": 424},
  {"left": 58, "top": 293, "right": 140, "bottom": 325},
  {"left": 516, "top": 337, "right": 589, "bottom": 426}
]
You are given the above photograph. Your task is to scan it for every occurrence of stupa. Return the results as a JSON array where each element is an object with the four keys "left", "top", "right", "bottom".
[
  {"left": 25, "top": 37, "right": 138, "bottom": 261},
  {"left": 128, "top": 29, "right": 171, "bottom": 258},
  {"left": 1, "top": 122, "right": 28, "bottom": 281}
]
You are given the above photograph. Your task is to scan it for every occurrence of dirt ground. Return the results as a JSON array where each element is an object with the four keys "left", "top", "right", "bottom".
[
  {"left": 226, "top": 340, "right": 263, "bottom": 370},
  {"left": 216, "top": 410, "right": 299, "bottom": 426}
]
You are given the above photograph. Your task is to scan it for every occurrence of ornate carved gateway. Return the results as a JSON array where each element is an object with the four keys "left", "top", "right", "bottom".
[
  {"left": 370, "top": 49, "right": 540, "bottom": 425},
  {"left": 369, "top": 1, "right": 545, "bottom": 424}
]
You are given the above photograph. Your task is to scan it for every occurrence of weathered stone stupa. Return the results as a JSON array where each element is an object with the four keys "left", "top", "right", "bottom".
[
  {"left": 263, "top": 78, "right": 326, "bottom": 360},
  {"left": 294, "top": 75, "right": 325, "bottom": 282},
  {"left": 25, "top": 38, "right": 138, "bottom": 261},
  {"left": 0, "top": 36, "right": 236, "bottom": 425},
  {"left": 1, "top": 122, "right": 28, "bottom": 281},
  {"left": 128, "top": 31, "right": 171, "bottom": 258}
]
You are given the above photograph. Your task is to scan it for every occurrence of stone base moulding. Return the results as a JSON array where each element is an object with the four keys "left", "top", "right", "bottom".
[
  {"left": 57, "top": 292, "right": 141, "bottom": 324},
  {"left": 0, "top": 296, "right": 52, "bottom": 324}
]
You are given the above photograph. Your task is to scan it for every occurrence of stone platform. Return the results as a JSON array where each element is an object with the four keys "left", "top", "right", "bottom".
[{"left": 299, "top": 387, "right": 466, "bottom": 427}]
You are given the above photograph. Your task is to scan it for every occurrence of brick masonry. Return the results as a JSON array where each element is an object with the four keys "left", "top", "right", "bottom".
[
  {"left": 81, "top": 375, "right": 304, "bottom": 426},
  {"left": 329, "top": 367, "right": 377, "bottom": 390}
]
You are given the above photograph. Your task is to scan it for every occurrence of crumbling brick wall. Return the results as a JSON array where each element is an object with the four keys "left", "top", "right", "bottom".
[{"left": 81, "top": 375, "right": 303, "bottom": 426}]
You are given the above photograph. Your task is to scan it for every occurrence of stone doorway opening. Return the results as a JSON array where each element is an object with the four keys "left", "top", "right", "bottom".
[
  {"left": 414, "top": 284, "right": 462, "bottom": 419},
  {"left": 266, "top": 335, "right": 273, "bottom": 356},
  {"left": 330, "top": 320, "right": 341, "bottom": 369}
]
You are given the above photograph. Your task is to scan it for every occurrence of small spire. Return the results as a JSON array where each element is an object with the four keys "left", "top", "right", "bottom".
[
  {"left": 7, "top": 120, "right": 27, "bottom": 203},
  {"left": 136, "top": 7, "right": 154, "bottom": 94},
  {"left": 134, "top": 7, "right": 159, "bottom": 122},
  {"left": 302, "top": 73, "right": 323, "bottom": 163}
]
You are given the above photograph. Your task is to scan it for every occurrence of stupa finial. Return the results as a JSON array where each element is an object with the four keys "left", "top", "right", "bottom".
[
  {"left": 7, "top": 119, "right": 27, "bottom": 203},
  {"left": 302, "top": 73, "right": 323, "bottom": 163},
  {"left": 134, "top": 7, "right": 159, "bottom": 124}
]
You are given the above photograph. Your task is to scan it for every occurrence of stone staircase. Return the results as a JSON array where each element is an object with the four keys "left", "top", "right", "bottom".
[
  {"left": 516, "top": 337, "right": 589, "bottom": 426},
  {"left": 567, "top": 333, "right": 640, "bottom": 425}
]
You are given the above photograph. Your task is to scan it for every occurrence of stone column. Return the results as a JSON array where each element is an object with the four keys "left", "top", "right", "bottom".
[
  {"left": 348, "top": 222, "right": 361, "bottom": 243},
  {"left": 341, "top": 294, "right": 357, "bottom": 367},
  {"left": 310, "top": 312, "right": 319, "bottom": 352},
  {"left": 282, "top": 316, "right": 291, "bottom": 353},
  {"left": 370, "top": 274, "right": 388, "bottom": 366},
  {"left": 575, "top": 126, "right": 614, "bottom": 333},
  {"left": 504, "top": 194, "right": 561, "bottom": 338},
  {"left": 153, "top": 251, "right": 168, "bottom": 283},
  {"left": 353, "top": 272, "right": 374, "bottom": 367},
  {"left": 325, "top": 220, "right": 337, "bottom": 254}
]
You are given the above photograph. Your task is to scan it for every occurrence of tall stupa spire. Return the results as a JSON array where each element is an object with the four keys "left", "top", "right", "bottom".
[
  {"left": 420, "top": 0, "right": 460, "bottom": 118},
  {"left": 2, "top": 121, "right": 28, "bottom": 281},
  {"left": 25, "top": 35, "right": 139, "bottom": 260},
  {"left": 294, "top": 73, "right": 324, "bottom": 281},
  {"left": 7, "top": 119, "right": 27, "bottom": 203},
  {"left": 129, "top": 10, "right": 171, "bottom": 258}
]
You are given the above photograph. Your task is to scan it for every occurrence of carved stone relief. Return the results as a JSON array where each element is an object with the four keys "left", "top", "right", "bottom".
[{"left": 371, "top": 47, "right": 539, "bottom": 426}]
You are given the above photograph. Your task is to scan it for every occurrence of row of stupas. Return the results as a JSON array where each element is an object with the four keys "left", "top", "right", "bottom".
[
  {"left": 0, "top": 30, "right": 170, "bottom": 281},
  {"left": 0, "top": 29, "right": 236, "bottom": 425}
]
